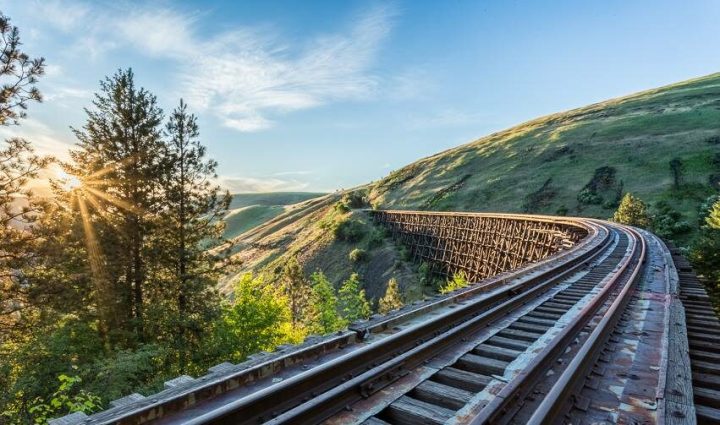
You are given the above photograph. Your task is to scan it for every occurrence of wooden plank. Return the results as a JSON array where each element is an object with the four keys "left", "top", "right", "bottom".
[
  {"left": 664, "top": 400, "right": 697, "bottom": 425},
  {"left": 693, "top": 372, "right": 720, "bottom": 389},
  {"left": 497, "top": 328, "right": 543, "bottom": 342},
  {"left": 456, "top": 353, "right": 508, "bottom": 375},
  {"left": 486, "top": 335, "right": 531, "bottom": 351},
  {"left": 412, "top": 380, "right": 474, "bottom": 410},
  {"left": 472, "top": 344, "right": 522, "bottom": 362},
  {"left": 690, "top": 350, "right": 720, "bottom": 364},
  {"left": 432, "top": 367, "right": 491, "bottom": 392},
  {"left": 663, "top": 289, "right": 695, "bottom": 413},
  {"left": 518, "top": 315, "right": 556, "bottom": 327},
  {"left": 509, "top": 321, "right": 550, "bottom": 335},
  {"left": 361, "top": 417, "right": 391, "bottom": 425},
  {"left": 384, "top": 396, "right": 454, "bottom": 425},
  {"left": 695, "top": 387, "right": 720, "bottom": 408},
  {"left": 692, "top": 360, "right": 720, "bottom": 375},
  {"left": 696, "top": 404, "right": 720, "bottom": 424}
]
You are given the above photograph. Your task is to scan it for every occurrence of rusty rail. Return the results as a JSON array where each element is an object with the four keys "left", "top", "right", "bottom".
[{"left": 53, "top": 212, "right": 681, "bottom": 425}]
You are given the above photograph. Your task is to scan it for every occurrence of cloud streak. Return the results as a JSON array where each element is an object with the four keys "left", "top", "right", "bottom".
[
  {"left": 219, "top": 175, "right": 310, "bottom": 193},
  {"left": 26, "top": 1, "right": 398, "bottom": 132}
]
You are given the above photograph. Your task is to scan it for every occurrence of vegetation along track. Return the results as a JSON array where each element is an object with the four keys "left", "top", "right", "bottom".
[{"left": 61, "top": 212, "right": 704, "bottom": 425}]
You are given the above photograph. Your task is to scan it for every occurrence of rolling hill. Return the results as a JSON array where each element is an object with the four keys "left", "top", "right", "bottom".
[
  {"left": 222, "top": 192, "right": 326, "bottom": 241},
  {"left": 222, "top": 73, "right": 720, "bottom": 302}
]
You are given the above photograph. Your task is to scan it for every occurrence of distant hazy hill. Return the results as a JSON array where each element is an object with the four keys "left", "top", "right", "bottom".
[
  {"left": 222, "top": 73, "right": 720, "bottom": 299},
  {"left": 222, "top": 192, "right": 325, "bottom": 241}
]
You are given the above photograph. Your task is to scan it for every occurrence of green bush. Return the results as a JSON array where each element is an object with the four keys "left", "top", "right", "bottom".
[
  {"left": 349, "top": 248, "right": 367, "bottom": 263},
  {"left": 653, "top": 201, "right": 691, "bottom": 239},
  {"left": 577, "top": 188, "right": 602, "bottom": 205},
  {"left": 342, "top": 190, "right": 368, "bottom": 209},
  {"left": 334, "top": 219, "right": 366, "bottom": 242},
  {"left": 333, "top": 201, "right": 350, "bottom": 213},
  {"left": 366, "top": 228, "right": 386, "bottom": 249},
  {"left": 440, "top": 271, "right": 470, "bottom": 294}
]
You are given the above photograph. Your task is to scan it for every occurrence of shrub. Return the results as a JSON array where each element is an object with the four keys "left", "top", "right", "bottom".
[
  {"left": 440, "top": 271, "right": 470, "bottom": 294},
  {"left": 333, "top": 201, "right": 350, "bottom": 213},
  {"left": 334, "top": 218, "right": 366, "bottom": 242},
  {"left": 342, "top": 190, "right": 368, "bottom": 209},
  {"left": 27, "top": 375, "right": 102, "bottom": 424},
  {"left": 555, "top": 205, "right": 568, "bottom": 216},
  {"left": 378, "top": 278, "right": 404, "bottom": 314},
  {"left": 577, "top": 188, "right": 602, "bottom": 205},
  {"left": 366, "top": 228, "right": 386, "bottom": 249},
  {"left": 348, "top": 248, "right": 367, "bottom": 263},
  {"left": 705, "top": 135, "right": 720, "bottom": 145},
  {"left": 652, "top": 201, "right": 691, "bottom": 239}
]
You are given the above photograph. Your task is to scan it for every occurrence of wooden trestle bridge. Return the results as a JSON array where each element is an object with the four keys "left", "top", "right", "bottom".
[{"left": 52, "top": 211, "right": 719, "bottom": 425}]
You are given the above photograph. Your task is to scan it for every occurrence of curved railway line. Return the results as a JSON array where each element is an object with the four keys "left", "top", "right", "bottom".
[{"left": 55, "top": 211, "right": 718, "bottom": 425}]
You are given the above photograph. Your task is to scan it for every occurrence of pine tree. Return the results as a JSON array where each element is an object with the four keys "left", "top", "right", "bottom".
[
  {"left": 309, "top": 271, "right": 346, "bottom": 334},
  {"left": 0, "top": 12, "right": 44, "bottom": 125},
  {"left": 0, "top": 138, "right": 52, "bottom": 339},
  {"left": 282, "top": 257, "right": 312, "bottom": 327},
  {"left": 151, "top": 99, "right": 231, "bottom": 370},
  {"left": 378, "top": 277, "right": 403, "bottom": 314},
  {"left": 0, "top": 12, "right": 47, "bottom": 338},
  {"left": 66, "top": 68, "right": 164, "bottom": 344},
  {"left": 338, "top": 273, "right": 371, "bottom": 322},
  {"left": 612, "top": 193, "right": 651, "bottom": 228}
]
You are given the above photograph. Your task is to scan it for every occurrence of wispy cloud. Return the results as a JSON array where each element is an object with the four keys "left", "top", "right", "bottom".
[
  {"left": 220, "top": 175, "right": 310, "bottom": 193},
  {"left": 19, "top": 1, "right": 399, "bottom": 132},
  {"left": 0, "top": 118, "right": 74, "bottom": 160}
]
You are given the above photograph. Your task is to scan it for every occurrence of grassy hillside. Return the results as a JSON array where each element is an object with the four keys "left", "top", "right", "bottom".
[
  {"left": 222, "top": 192, "right": 325, "bottom": 241},
  {"left": 368, "top": 73, "right": 720, "bottom": 243},
  {"left": 224, "top": 73, "right": 720, "bottom": 304},
  {"left": 229, "top": 192, "right": 326, "bottom": 209}
]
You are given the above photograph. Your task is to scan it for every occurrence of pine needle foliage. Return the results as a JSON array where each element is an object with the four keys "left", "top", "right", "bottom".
[
  {"left": 612, "top": 193, "right": 652, "bottom": 228},
  {"left": 338, "top": 273, "right": 371, "bottom": 322},
  {"left": 378, "top": 277, "right": 404, "bottom": 314}
]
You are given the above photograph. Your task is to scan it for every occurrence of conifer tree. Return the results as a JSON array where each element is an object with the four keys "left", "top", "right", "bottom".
[
  {"left": 378, "top": 277, "right": 404, "bottom": 314},
  {"left": 0, "top": 11, "right": 47, "bottom": 338},
  {"left": 612, "top": 193, "right": 651, "bottom": 228},
  {"left": 67, "top": 69, "right": 164, "bottom": 344},
  {"left": 282, "top": 257, "right": 312, "bottom": 327},
  {"left": 0, "top": 12, "right": 44, "bottom": 125},
  {"left": 309, "top": 271, "right": 346, "bottom": 333},
  {"left": 338, "top": 273, "right": 371, "bottom": 322},
  {"left": 150, "top": 99, "right": 231, "bottom": 369}
]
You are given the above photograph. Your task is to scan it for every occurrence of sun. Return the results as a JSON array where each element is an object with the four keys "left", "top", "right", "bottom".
[{"left": 56, "top": 169, "right": 82, "bottom": 192}]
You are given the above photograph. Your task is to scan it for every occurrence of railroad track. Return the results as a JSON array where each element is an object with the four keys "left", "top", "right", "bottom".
[
  {"left": 667, "top": 244, "right": 720, "bottom": 424},
  {"left": 60, "top": 214, "right": 701, "bottom": 425},
  {"left": 166, "top": 221, "right": 644, "bottom": 425}
]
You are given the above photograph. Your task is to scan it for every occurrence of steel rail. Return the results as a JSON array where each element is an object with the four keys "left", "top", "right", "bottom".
[
  {"left": 85, "top": 215, "right": 599, "bottom": 425},
  {"left": 525, "top": 225, "right": 647, "bottom": 424},
  {"left": 181, "top": 221, "right": 613, "bottom": 425},
  {"left": 467, "top": 224, "right": 644, "bottom": 424}
]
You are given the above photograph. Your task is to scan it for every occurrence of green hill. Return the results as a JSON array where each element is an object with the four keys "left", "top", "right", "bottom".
[
  {"left": 225, "top": 73, "right": 720, "bottom": 301},
  {"left": 222, "top": 192, "right": 325, "bottom": 241},
  {"left": 368, "top": 73, "right": 720, "bottom": 235},
  {"left": 228, "top": 192, "right": 326, "bottom": 210}
]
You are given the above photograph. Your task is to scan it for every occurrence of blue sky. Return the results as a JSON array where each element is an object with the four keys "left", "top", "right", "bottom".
[{"left": 2, "top": 0, "right": 720, "bottom": 192}]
